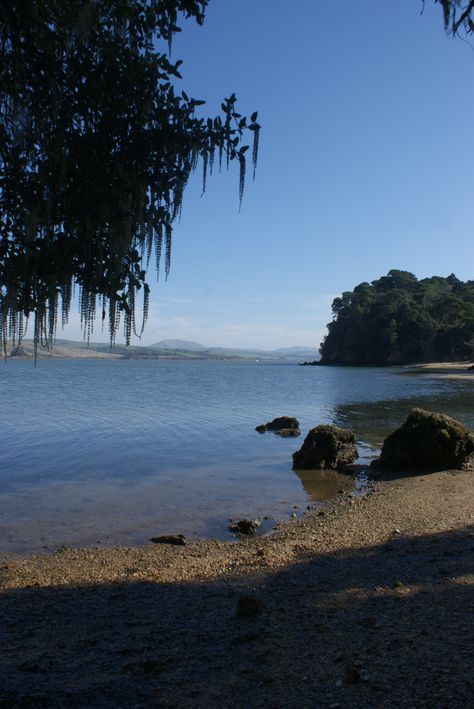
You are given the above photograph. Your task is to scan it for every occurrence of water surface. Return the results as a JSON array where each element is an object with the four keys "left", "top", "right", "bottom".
[{"left": 1, "top": 359, "right": 472, "bottom": 554}]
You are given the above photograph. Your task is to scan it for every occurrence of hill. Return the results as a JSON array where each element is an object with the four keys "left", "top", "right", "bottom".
[
  {"left": 319, "top": 270, "right": 474, "bottom": 366},
  {"left": 149, "top": 339, "right": 205, "bottom": 351},
  {"left": 6, "top": 339, "right": 318, "bottom": 362}
]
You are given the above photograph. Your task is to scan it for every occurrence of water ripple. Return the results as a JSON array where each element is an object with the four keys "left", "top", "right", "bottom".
[{"left": 0, "top": 359, "right": 473, "bottom": 553}]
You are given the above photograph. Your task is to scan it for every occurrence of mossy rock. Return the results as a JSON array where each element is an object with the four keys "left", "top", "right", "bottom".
[
  {"left": 376, "top": 408, "right": 474, "bottom": 471},
  {"left": 292, "top": 424, "right": 357, "bottom": 470},
  {"left": 256, "top": 416, "right": 300, "bottom": 433}
]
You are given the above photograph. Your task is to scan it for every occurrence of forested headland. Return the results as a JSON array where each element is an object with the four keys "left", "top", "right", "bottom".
[{"left": 319, "top": 270, "right": 474, "bottom": 365}]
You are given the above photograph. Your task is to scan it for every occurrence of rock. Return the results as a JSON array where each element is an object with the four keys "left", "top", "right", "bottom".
[
  {"left": 345, "top": 664, "right": 361, "bottom": 684},
  {"left": 236, "top": 595, "right": 264, "bottom": 616},
  {"left": 149, "top": 534, "right": 186, "bottom": 545},
  {"left": 274, "top": 428, "right": 300, "bottom": 437},
  {"left": 292, "top": 424, "right": 358, "bottom": 470},
  {"left": 373, "top": 408, "right": 474, "bottom": 471},
  {"left": 229, "top": 519, "right": 261, "bottom": 535},
  {"left": 255, "top": 416, "right": 300, "bottom": 434}
]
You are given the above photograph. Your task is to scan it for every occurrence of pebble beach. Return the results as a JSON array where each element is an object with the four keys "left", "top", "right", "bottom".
[{"left": 1, "top": 466, "right": 473, "bottom": 707}]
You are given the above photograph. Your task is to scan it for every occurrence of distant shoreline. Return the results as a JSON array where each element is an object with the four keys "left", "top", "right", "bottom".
[
  {"left": 3, "top": 338, "right": 318, "bottom": 363},
  {"left": 299, "top": 360, "right": 474, "bottom": 382}
]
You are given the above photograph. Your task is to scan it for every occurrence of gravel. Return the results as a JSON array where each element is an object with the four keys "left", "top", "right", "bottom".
[{"left": 1, "top": 468, "right": 473, "bottom": 708}]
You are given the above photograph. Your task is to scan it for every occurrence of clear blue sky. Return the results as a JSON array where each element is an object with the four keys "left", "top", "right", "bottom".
[{"left": 62, "top": 0, "right": 474, "bottom": 350}]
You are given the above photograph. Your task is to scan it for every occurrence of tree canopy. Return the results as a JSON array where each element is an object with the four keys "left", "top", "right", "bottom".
[
  {"left": 436, "top": 0, "right": 474, "bottom": 35},
  {"left": 0, "top": 1, "right": 259, "bottom": 353},
  {"left": 319, "top": 271, "right": 474, "bottom": 365},
  {"left": 2, "top": 1, "right": 473, "bottom": 356}
]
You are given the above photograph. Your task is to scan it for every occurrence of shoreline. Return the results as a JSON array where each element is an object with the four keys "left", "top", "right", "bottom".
[
  {"left": 306, "top": 360, "right": 474, "bottom": 381},
  {"left": 1, "top": 467, "right": 472, "bottom": 707},
  {"left": 403, "top": 361, "right": 474, "bottom": 381}
]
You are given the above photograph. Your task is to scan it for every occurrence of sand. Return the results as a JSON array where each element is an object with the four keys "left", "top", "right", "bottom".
[
  {"left": 404, "top": 361, "right": 474, "bottom": 381},
  {"left": 1, "top": 466, "right": 473, "bottom": 708}
]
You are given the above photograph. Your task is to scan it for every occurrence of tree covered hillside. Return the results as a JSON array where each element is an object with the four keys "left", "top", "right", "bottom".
[{"left": 319, "top": 270, "right": 474, "bottom": 365}]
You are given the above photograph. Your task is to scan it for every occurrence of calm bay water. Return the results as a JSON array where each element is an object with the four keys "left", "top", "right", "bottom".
[{"left": 1, "top": 359, "right": 473, "bottom": 554}]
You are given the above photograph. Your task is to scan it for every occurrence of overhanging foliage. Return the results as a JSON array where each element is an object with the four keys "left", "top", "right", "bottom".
[
  {"left": 0, "top": 1, "right": 260, "bottom": 353},
  {"left": 436, "top": 0, "right": 474, "bottom": 35}
]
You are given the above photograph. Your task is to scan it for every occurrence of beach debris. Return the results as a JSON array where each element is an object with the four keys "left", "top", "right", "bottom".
[
  {"left": 372, "top": 408, "right": 474, "bottom": 471},
  {"left": 292, "top": 424, "right": 357, "bottom": 470},
  {"left": 255, "top": 416, "right": 300, "bottom": 436},
  {"left": 236, "top": 595, "right": 264, "bottom": 616},
  {"left": 229, "top": 518, "right": 261, "bottom": 535},
  {"left": 149, "top": 534, "right": 186, "bottom": 546}
]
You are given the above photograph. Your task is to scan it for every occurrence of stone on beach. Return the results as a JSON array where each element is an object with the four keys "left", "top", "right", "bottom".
[
  {"left": 292, "top": 424, "right": 357, "bottom": 470},
  {"left": 236, "top": 595, "right": 264, "bottom": 616},
  {"left": 229, "top": 519, "right": 261, "bottom": 535},
  {"left": 374, "top": 408, "right": 474, "bottom": 471},
  {"left": 149, "top": 534, "right": 186, "bottom": 545}
]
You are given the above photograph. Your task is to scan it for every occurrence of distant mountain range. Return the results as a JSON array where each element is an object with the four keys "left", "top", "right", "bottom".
[{"left": 6, "top": 338, "right": 319, "bottom": 362}]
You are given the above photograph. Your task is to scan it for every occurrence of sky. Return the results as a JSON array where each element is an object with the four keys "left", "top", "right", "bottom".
[{"left": 61, "top": 0, "right": 474, "bottom": 350}]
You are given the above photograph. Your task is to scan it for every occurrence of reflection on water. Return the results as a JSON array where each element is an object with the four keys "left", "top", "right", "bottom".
[
  {"left": 292, "top": 468, "right": 354, "bottom": 499},
  {"left": 333, "top": 387, "right": 474, "bottom": 462},
  {"left": 0, "top": 359, "right": 472, "bottom": 553}
]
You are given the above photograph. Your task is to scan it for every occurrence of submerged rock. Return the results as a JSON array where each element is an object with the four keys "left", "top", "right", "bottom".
[
  {"left": 374, "top": 408, "right": 474, "bottom": 471},
  {"left": 255, "top": 416, "right": 300, "bottom": 435},
  {"left": 229, "top": 519, "right": 261, "bottom": 535},
  {"left": 292, "top": 424, "right": 357, "bottom": 470},
  {"left": 149, "top": 534, "right": 186, "bottom": 545}
]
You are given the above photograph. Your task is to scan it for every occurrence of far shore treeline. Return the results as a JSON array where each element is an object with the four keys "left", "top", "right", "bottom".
[{"left": 319, "top": 270, "right": 474, "bottom": 365}]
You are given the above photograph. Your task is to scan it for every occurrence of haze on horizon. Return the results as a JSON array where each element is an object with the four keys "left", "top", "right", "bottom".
[{"left": 57, "top": 0, "right": 474, "bottom": 350}]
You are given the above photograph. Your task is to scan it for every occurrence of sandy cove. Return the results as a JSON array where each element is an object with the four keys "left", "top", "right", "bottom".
[
  {"left": 1, "top": 468, "right": 473, "bottom": 708},
  {"left": 404, "top": 361, "right": 474, "bottom": 381}
]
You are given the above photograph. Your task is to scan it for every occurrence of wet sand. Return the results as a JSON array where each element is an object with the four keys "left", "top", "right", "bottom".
[{"left": 1, "top": 467, "right": 473, "bottom": 707}]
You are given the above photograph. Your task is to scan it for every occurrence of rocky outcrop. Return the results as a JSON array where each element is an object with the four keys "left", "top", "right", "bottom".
[
  {"left": 256, "top": 416, "right": 300, "bottom": 436},
  {"left": 374, "top": 408, "right": 474, "bottom": 471},
  {"left": 292, "top": 424, "right": 358, "bottom": 470}
]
